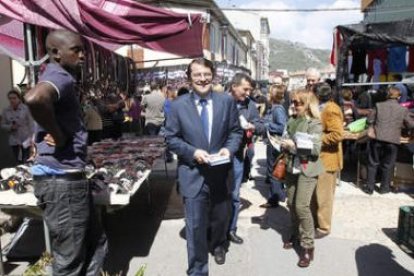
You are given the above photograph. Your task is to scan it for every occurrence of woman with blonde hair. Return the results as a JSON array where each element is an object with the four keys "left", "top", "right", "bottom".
[
  {"left": 261, "top": 84, "right": 288, "bottom": 208},
  {"left": 281, "top": 89, "right": 323, "bottom": 268}
]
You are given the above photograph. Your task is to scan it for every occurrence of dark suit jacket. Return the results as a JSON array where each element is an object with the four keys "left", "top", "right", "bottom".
[
  {"left": 165, "top": 92, "right": 243, "bottom": 199},
  {"left": 235, "top": 98, "right": 265, "bottom": 157}
]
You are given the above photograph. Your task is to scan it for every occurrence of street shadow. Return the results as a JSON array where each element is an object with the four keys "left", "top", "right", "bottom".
[
  {"left": 341, "top": 141, "right": 368, "bottom": 184},
  {"left": 163, "top": 182, "right": 185, "bottom": 220},
  {"left": 251, "top": 204, "right": 291, "bottom": 242},
  {"left": 251, "top": 158, "right": 292, "bottom": 244},
  {"left": 382, "top": 227, "right": 399, "bottom": 244},
  {"left": 103, "top": 172, "right": 174, "bottom": 275},
  {"left": 355, "top": 243, "right": 414, "bottom": 276},
  {"left": 3, "top": 263, "right": 20, "bottom": 275},
  {"left": 382, "top": 228, "right": 414, "bottom": 258}
]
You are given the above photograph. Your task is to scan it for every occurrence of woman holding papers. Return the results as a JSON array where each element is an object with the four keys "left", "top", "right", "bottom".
[{"left": 280, "top": 89, "right": 323, "bottom": 268}]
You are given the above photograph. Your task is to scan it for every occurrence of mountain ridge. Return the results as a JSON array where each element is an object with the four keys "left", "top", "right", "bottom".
[{"left": 269, "top": 38, "right": 332, "bottom": 72}]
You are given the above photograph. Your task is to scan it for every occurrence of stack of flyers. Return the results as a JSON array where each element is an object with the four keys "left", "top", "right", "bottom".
[{"left": 207, "top": 154, "right": 230, "bottom": 166}]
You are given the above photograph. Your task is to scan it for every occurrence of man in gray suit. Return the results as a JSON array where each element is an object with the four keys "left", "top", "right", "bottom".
[{"left": 165, "top": 58, "right": 242, "bottom": 276}]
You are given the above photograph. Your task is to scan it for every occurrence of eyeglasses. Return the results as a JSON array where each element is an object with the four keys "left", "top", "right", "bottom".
[
  {"left": 293, "top": 100, "right": 304, "bottom": 107},
  {"left": 191, "top": 72, "right": 213, "bottom": 80}
]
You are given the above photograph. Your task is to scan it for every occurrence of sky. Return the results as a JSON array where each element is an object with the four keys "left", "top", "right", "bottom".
[{"left": 216, "top": 0, "right": 363, "bottom": 50}]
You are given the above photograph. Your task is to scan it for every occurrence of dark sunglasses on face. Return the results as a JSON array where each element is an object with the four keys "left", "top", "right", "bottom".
[{"left": 293, "top": 100, "right": 304, "bottom": 106}]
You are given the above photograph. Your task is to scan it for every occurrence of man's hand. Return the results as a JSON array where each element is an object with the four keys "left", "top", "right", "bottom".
[
  {"left": 246, "top": 122, "right": 255, "bottom": 131},
  {"left": 44, "top": 132, "right": 67, "bottom": 147},
  {"left": 218, "top": 148, "right": 230, "bottom": 157},
  {"left": 10, "top": 122, "right": 18, "bottom": 131},
  {"left": 194, "top": 149, "right": 210, "bottom": 164},
  {"left": 281, "top": 139, "right": 295, "bottom": 151}
]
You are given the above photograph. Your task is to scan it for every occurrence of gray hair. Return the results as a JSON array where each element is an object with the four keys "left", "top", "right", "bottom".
[{"left": 305, "top": 68, "right": 321, "bottom": 79}]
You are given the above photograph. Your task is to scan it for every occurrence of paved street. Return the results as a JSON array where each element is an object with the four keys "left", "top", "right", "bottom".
[
  {"left": 2, "top": 141, "right": 414, "bottom": 275},
  {"left": 113, "top": 141, "right": 414, "bottom": 276}
]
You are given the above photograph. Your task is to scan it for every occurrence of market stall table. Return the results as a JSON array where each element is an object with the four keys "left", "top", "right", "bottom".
[
  {"left": 0, "top": 169, "right": 152, "bottom": 276},
  {"left": 343, "top": 129, "right": 414, "bottom": 187},
  {"left": 0, "top": 136, "right": 166, "bottom": 275}
]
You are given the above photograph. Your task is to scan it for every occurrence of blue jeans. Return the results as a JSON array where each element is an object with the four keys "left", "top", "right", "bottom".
[
  {"left": 243, "top": 144, "right": 255, "bottom": 180},
  {"left": 230, "top": 154, "right": 244, "bottom": 232},
  {"left": 269, "top": 178, "right": 286, "bottom": 204},
  {"left": 34, "top": 177, "right": 107, "bottom": 276}
]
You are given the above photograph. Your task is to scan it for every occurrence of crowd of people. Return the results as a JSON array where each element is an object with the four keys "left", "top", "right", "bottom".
[
  {"left": 1, "top": 29, "right": 414, "bottom": 276},
  {"left": 162, "top": 60, "right": 414, "bottom": 274}
]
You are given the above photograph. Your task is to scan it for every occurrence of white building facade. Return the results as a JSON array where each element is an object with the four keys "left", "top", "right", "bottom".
[
  {"left": 222, "top": 10, "right": 270, "bottom": 81},
  {"left": 121, "top": 0, "right": 253, "bottom": 82}
]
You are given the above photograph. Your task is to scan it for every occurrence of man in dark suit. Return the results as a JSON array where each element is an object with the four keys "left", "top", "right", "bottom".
[
  {"left": 165, "top": 58, "right": 242, "bottom": 276},
  {"left": 228, "top": 73, "right": 265, "bottom": 244}
]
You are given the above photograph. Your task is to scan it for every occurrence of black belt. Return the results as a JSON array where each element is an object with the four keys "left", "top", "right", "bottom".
[{"left": 33, "top": 172, "right": 86, "bottom": 182}]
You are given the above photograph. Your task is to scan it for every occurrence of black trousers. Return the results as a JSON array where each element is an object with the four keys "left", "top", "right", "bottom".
[
  {"left": 11, "top": 145, "right": 30, "bottom": 164},
  {"left": 34, "top": 177, "right": 107, "bottom": 276},
  {"left": 87, "top": 130, "right": 102, "bottom": 146},
  {"left": 367, "top": 140, "right": 398, "bottom": 190}
]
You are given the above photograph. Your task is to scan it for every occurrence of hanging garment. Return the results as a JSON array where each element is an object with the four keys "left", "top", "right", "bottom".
[
  {"left": 388, "top": 46, "right": 407, "bottom": 73},
  {"left": 350, "top": 48, "right": 367, "bottom": 75},
  {"left": 367, "top": 49, "right": 387, "bottom": 76},
  {"left": 408, "top": 47, "right": 414, "bottom": 72}
]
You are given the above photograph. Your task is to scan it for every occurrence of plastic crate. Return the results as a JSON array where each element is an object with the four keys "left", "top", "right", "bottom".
[{"left": 397, "top": 206, "right": 414, "bottom": 253}]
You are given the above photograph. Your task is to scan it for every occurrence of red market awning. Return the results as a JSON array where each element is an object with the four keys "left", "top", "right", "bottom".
[
  {"left": 0, "top": 17, "right": 24, "bottom": 59},
  {"left": 0, "top": 0, "right": 203, "bottom": 58}
]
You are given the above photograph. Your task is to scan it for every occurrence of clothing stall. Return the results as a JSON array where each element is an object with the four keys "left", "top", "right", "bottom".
[
  {"left": 333, "top": 19, "right": 414, "bottom": 87},
  {"left": 332, "top": 19, "right": 414, "bottom": 191}
]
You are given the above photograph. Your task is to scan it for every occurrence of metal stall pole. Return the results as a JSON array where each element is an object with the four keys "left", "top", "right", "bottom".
[
  {"left": 43, "top": 220, "right": 53, "bottom": 275},
  {"left": 24, "top": 24, "right": 36, "bottom": 88}
]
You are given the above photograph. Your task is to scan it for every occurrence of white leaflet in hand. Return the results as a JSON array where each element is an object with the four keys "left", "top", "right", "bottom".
[
  {"left": 294, "top": 132, "right": 313, "bottom": 155},
  {"left": 239, "top": 115, "right": 249, "bottom": 129},
  {"left": 267, "top": 130, "right": 282, "bottom": 151},
  {"left": 294, "top": 132, "right": 313, "bottom": 149}
]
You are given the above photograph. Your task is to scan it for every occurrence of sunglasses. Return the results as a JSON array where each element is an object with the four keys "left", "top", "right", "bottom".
[{"left": 293, "top": 100, "right": 304, "bottom": 106}]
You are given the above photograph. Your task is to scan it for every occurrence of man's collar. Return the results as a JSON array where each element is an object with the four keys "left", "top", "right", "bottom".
[
  {"left": 47, "top": 63, "right": 76, "bottom": 82},
  {"left": 192, "top": 91, "right": 212, "bottom": 101},
  {"left": 237, "top": 97, "right": 249, "bottom": 106}
]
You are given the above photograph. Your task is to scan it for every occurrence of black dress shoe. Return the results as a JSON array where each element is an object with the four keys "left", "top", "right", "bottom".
[
  {"left": 259, "top": 202, "right": 279, "bottom": 209},
  {"left": 379, "top": 187, "right": 390, "bottom": 194},
  {"left": 362, "top": 186, "right": 373, "bottom": 195},
  {"left": 213, "top": 247, "right": 226, "bottom": 265},
  {"left": 228, "top": 231, "right": 244, "bottom": 244}
]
